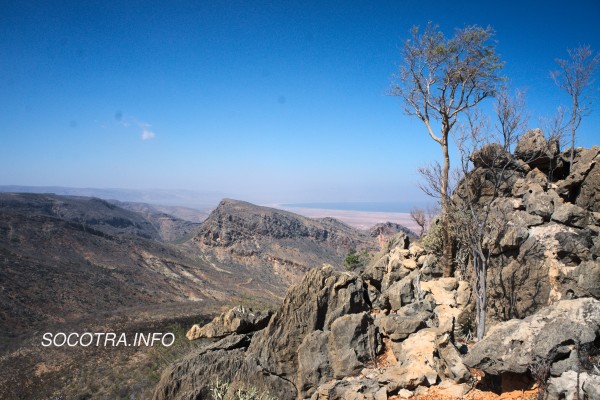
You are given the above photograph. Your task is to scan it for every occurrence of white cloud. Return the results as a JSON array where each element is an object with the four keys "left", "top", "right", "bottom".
[
  {"left": 112, "top": 113, "right": 156, "bottom": 140},
  {"left": 141, "top": 127, "right": 156, "bottom": 140}
]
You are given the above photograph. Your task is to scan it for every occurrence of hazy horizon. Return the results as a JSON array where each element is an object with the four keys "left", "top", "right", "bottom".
[{"left": 2, "top": 1, "right": 599, "bottom": 205}]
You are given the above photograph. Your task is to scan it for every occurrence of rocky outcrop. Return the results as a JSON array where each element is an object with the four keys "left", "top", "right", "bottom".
[
  {"left": 153, "top": 140, "right": 600, "bottom": 400},
  {"left": 547, "top": 371, "right": 600, "bottom": 400},
  {"left": 514, "top": 128, "right": 560, "bottom": 174},
  {"left": 459, "top": 139, "right": 600, "bottom": 325},
  {"left": 153, "top": 334, "right": 251, "bottom": 400},
  {"left": 154, "top": 242, "right": 476, "bottom": 400},
  {"left": 186, "top": 305, "right": 272, "bottom": 340},
  {"left": 464, "top": 298, "right": 600, "bottom": 375}
]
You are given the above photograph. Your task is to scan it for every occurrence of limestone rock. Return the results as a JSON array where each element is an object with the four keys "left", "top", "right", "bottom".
[
  {"left": 552, "top": 202, "right": 589, "bottom": 228},
  {"left": 384, "top": 270, "right": 419, "bottom": 310},
  {"left": 153, "top": 334, "right": 251, "bottom": 400},
  {"left": 186, "top": 305, "right": 272, "bottom": 340},
  {"left": 383, "top": 328, "right": 439, "bottom": 390},
  {"left": 572, "top": 260, "right": 600, "bottom": 299},
  {"left": 248, "top": 266, "right": 369, "bottom": 378},
  {"left": 556, "top": 147, "right": 600, "bottom": 209},
  {"left": 499, "top": 224, "right": 529, "bottom": 251},
  {"left": 470, "top": 143, "right": 510, "bottom": 169},
  {"left": 328, "top": 312, "right": 379, "bottom": 379},
  {"left": 310, "top": 379, "right": 381, "bottom": 400},
  {"left": 297, "top": 331, "right": 332, "bottom": 397},
  {"left": 464, "top": 298, "right": 600, "bottom": 375},
  {"left": 420, "top": 278, "right": 457, "bottom": 306},
  {"left": 435, "top": 334, "right": 470, "bottom": 382},
  {"left": 514, "top": 128, "right": 559, "bottom": 173},
  {"left": 524, "top": 191, "right": 554, "bottom": 220},
  {"left": 375, "top": 303, "right": 430, "bottom": 341}
]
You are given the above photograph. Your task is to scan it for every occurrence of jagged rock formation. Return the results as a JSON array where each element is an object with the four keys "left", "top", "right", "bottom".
[
  {"left": 153, "top": 235, "right": 477, "bottom": 400},
  {"left": 186, "top": 305, "right": 272, "bottom": 340},
  {"left": 457, "top": 136, "right": 600, "bottom": 324}
]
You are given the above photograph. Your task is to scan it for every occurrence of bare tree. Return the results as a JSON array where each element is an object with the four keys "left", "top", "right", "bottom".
[
  {"left": 452, "top": 86, "right": 527, "bottom": 340},
  {"left": 540, "top": 106, "right": 568, "bottom": 181},
  {"left": 410, "top": 207, "right": 427, "bottom": 238},
  {"left": 495, "top": 85, "right": 528, "bottom": 152},
  {"left": 551, "top": 45, "right": 600, "bottom": 172},
  {"left": 391, "top": 23, "right": 504, "bottom": 277}
]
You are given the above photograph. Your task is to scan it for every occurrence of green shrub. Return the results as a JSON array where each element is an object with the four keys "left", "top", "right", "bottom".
[{"left": 343, "top": 249, "right": 371, "bottom": 271}]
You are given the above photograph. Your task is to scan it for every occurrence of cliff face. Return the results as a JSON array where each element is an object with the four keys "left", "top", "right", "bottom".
[{"left": 191, "top": 199, "right": 404, "bottom": 288}]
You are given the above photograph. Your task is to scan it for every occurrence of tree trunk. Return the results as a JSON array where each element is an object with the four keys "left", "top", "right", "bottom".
[
  {"left": 569, "top": 98, "right": 578, "bottom": 174},
  {"left": 477, "top": 257, "right": 487, "bottom": 340},
  {"left": 441, "top": 139, "right": 453, "bottom": 277}
]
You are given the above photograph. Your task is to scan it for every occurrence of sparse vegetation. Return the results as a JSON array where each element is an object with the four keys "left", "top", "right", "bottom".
[
  {"left": 209, "top": 378, "right": 277, "bottom": 400},
  {"left": 344, "top": 249, "right": 371, "bottom": 270},
  {"left": 529, "top": 357, "right": 552, "bottom": 400},
  {"left": 551, "top": 44, "right": 600, "bottom": 172}
]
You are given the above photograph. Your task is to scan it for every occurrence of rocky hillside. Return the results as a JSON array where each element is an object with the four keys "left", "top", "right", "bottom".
[
  {"left": 191, "top": 199, "right": 407, "bottom": 287},
  {"left": 153, "top": 135, "right": 599, "bottom": 400},
  {"left": 154, "top": 232, "right": 599, "bottom": 399},
  {"left": 0, "top": 193, "right": 235, "bottom": 342},
  {"left": 0, "top": 193, "right": 415, "bottom": 399},
  {"left": 109, "top": 199, "right": 203, "bottom": 242}
]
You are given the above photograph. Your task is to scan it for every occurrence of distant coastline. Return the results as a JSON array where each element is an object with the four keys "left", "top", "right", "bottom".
[
  {"left": 281, "top": 202, "right": 428, "bottom": 214},
  {"left": 279, "top": 205, "right": 419, "bottom": 232}
]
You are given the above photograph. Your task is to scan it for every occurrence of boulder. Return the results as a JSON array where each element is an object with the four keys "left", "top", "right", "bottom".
[
  {"left": 231, "top": 266, "right": 371, "bottom": 399},
  {"left": 464, "top": 298, "right": 600, "bottom": 376},
  {"left": 375, "top": 306, "right": 430, "bottom": 341},
  {"left": 514, "top": 128, "right": 559, "bottom": 173},
  {"left": 153, "top": 334, "right": 251, "bottom": 400},
  {"left": 384, "top": 270, "right": 419, "bottom": 310},
  {"left": 470, "top": 143, "right": 510, "bottom": 169},
  {"left": 571, "top": 260, "right": 600, "bottom": 298},
  {"left": 552, "top": 202, "right": 589, "bottom": 228},
  {"left": 420, "top": 278, "right": 457, "bottom": 306},
  {"left": 328, "top": 312, "right": 379, "bottom": 379},
  {"left": 498, "top": 224, "right": 529, "bottom": 251},
  {"left": 524, "top": 191, "right": 554, "bottom": 220},
  {"left": 435, "top": 334, "right": 470, "bottom": 382},
  {"left": 186, "top": 305, "right": 272, "bottom": 340},
  {"left": 383, "top": 328, "right": 439, "bottom": 390},
  {"left": 555, "top": 229, "right": 593, "bottom": 266},
  {"left": 556, "top": 146, "right": 600, "bottom": 207},
  {"left": 576, "top": 155, "right": 600, "bottom": 212},
  {"left": 247, "top": 266, "right": 369, "bottom": 374},
  {"left": 297, "top": 331, "right": 332, "bottom": 397},
  {"left": 310, "top": 379, "right": 382, "bottom": 400}
]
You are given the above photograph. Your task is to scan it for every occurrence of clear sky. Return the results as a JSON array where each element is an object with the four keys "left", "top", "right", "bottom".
[{"left": 2, "top": 0, "right": 599, "bottom": 206}]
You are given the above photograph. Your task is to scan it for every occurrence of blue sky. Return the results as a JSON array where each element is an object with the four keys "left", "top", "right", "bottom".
[{"left": 1, "top": 0, "right": 599, "bottom": 207}]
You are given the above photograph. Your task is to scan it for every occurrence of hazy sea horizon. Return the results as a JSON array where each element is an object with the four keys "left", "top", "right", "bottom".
[{"left": 281, "top": 202, "right": 428, "bottom": 214}]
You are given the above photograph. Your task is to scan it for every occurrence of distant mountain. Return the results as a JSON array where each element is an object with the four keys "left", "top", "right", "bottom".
[
  {"left": 191, "top": 199, "right": 407, "bottom": 285},
  {"left": 0, "top": 194, "right": 412, "bottom": 341},
  {"left": 0, "top": 193, "right": 237, "bottom": 343},
  {"left": 369, "top": 222, "right": 415, "bottom": 238},
  {"left": 109, "top": 200, "right": 204, "bottom": 241},
  {"left": 0, "top": 185, "right": 222, "bottom": 209}
]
